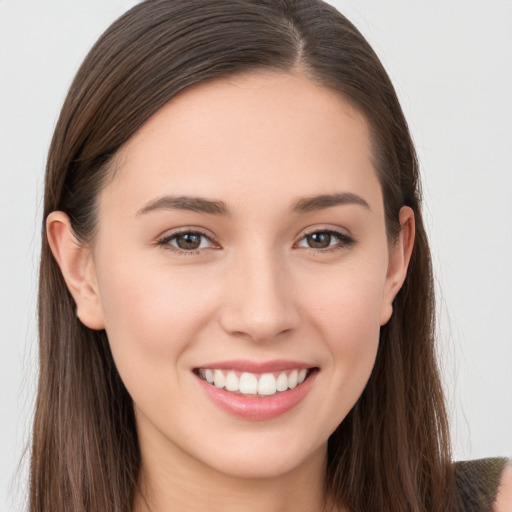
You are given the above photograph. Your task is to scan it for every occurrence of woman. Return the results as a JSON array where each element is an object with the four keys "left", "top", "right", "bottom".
[{"left": 31, "top": 0, "right": 510, "bottom": 511}]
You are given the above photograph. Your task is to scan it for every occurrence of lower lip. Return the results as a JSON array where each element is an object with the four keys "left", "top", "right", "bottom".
[{"left": 196, "top": 371, "right": 317, "bottom": 420}]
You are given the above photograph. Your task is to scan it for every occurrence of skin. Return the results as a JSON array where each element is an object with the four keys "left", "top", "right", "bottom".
[
  {"left": 47, "top": 71, "right": 415, "bottom": 512},
  {"left": 494, "top": 463, "right": 512, "bottom": 512}
]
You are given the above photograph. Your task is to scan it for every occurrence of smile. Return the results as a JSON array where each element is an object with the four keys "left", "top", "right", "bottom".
[
  {"left": 196, "top": 368, "right": 310, "bottom": 396},
  {"left": 193, "top": 361, "right": 318, "bottom": 420}
]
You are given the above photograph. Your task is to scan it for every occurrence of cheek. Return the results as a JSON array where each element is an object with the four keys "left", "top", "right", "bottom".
[
  {"left": 303, "top": 262, "right": 385, "bottom": 343},
  {"left": 96, "top": 258, "right": 217, "bottom": 372},
  {"left": 325, "top": 280, "right": 381, "bottom": 375},
  {"left": 95, "top": 259, "right": 226, "bottom": 423},
  {"left": 301, "top": 266, "right": 384, "bottom": 411}
]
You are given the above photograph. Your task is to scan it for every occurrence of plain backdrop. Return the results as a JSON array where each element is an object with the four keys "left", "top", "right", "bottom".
[{"left": 1, "top": 1, "right": 511, "bottom": 510}]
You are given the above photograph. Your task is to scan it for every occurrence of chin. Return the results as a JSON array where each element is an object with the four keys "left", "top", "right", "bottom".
[{"left": 197, "top": 435, "right": 326, "bottom": 481}]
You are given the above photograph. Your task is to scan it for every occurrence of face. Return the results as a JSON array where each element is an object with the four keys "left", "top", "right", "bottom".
[{"left": 68, "top": 72, "right": 411, "bottom": 480}]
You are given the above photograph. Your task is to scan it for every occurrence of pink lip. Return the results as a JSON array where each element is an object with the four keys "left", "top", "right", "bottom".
[
  {"left": 195, "top": 367, "right": 318, "bottom": 421},
  {"left": 195, "top": 359, "right": 314, "bottom": 373}
]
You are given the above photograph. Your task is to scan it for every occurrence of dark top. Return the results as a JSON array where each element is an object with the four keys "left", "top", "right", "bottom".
[{"left": 455, "top": 457, "right": 508, "bottom": 511}]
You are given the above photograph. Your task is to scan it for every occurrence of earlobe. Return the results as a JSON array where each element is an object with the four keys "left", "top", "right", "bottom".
[
  {"left": 46, "top": 211, "right": 105, "bottom": 330},
  {"left": 379, "top": 206, "right": 415, "bottom": 326}
]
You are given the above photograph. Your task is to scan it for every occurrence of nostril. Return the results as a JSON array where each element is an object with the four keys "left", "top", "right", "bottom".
[{"left": 219, "top": 309, "right": 300, "bottom": 343}]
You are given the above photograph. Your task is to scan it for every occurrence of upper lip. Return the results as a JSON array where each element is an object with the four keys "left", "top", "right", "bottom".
[{"left": 194, "top": 359, "right": 316, "bottom": 373}]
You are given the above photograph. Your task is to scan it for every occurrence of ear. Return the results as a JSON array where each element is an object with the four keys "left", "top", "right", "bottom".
[
  {"left": 46, "top": 211, "right": 105, "bottom": 330},
  {"left": 379, "top": 206, "right": 415, "bottom": 326}
]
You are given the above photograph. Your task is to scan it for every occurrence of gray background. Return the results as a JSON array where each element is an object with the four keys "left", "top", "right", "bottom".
[{"left": 1, "top": 1, "right": 511, "bottom": 510}]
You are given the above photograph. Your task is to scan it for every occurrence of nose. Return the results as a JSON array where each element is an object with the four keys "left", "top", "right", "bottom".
[{"left": 218, "top": 249, "right": 301, "bottom": 343}]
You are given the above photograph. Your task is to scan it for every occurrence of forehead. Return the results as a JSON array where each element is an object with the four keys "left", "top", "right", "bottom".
[{"left": 102, "top": 71, "right": 380, "bottom": 215}]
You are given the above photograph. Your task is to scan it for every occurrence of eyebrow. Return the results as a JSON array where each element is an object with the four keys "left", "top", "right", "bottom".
[
  {"left": 137, "top": 195, "right": 230, "bottom": 216},
  {"left": 291, "top": 192, "right": 370, "bottom": 213},
  {"left": 137, "top": 191, "right": 370, "bottom": 217}
]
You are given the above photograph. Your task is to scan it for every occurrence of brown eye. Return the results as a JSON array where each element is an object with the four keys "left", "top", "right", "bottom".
[
  {"left": 296, "top": 229, "right": 355, "bottom": 252},
  {"left": 306, "top": 232, "right": 332, "bottom": 249},
  {"left": 175, "top": 233, "right": 202, "bottom": 250},
  {"left": 159, "top": 231, "right": 214, "bottom": 252}
]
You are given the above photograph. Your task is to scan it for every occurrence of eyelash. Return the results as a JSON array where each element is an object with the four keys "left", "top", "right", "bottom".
[
  {"left": 156, "top": 228, "right": 355, "bottom": 255},
  {"left": 157, "top": 230, "right": 220, "bottom": 256},
  {"left": 295, "top": 228, "right": 355, "bottom": 253}
]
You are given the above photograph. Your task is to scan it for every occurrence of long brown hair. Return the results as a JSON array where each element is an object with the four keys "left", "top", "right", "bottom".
[{"left": 32, "top": 1, "right": 457, "bottom": 510}]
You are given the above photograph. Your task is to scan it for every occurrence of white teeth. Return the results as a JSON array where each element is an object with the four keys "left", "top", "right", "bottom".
[
  {"left": 288, "top": 369, "right": 298, "bottom": 389},
  {"left": 225, "top": 371, "right": 239, "bottom": 392},
  {"left": 276, "top": 372, "right": 288, "bottom": 392},
  {"left": 239, "top": 372, "right": 258, "bottom": 394},
  {"left": 198, "top": 368, "right": 311, "bottom": 396},
  {"left": 258, "top": 373, "right": 277, "bottom": 396},
  {"left": 213, "top": 369, "right": 225, "bottom": 388}
]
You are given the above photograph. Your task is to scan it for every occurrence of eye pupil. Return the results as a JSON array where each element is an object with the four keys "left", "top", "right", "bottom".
[
  {"left": 307, "top": 232, "right": 331, "bottom": 249},
  {"left": 176, "top": 233, "right": 201, "bottom": 250}
]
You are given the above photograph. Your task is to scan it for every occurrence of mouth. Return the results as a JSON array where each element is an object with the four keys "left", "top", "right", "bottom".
[
  {"left": 194, "top": 367, "right": 314, "bottom": 397},
  {"left": 193, "top": 361, "right": 319, "bottom": 420}
]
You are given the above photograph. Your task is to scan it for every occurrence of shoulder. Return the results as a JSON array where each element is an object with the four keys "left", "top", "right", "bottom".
[
  {"left": 454, "top": 457, "right": 510, "bottom": 512},
  {"left": 493, "top": 461, "right": 512, "bottom": 512}
]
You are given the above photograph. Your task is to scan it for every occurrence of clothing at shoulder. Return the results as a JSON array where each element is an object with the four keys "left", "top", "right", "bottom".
[{"left": 454, "top": 457, "right": 511, "bottom": 512}]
